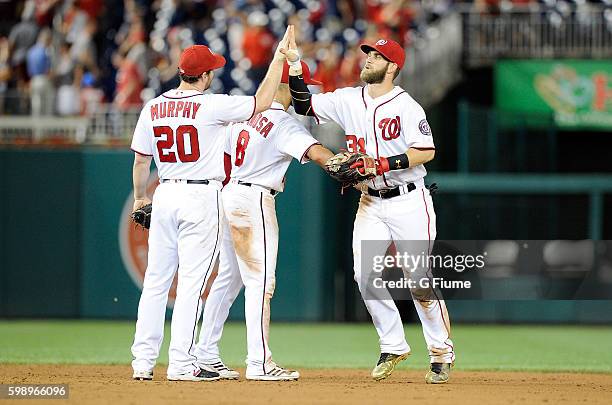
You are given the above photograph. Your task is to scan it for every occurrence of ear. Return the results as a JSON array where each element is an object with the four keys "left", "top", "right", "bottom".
[{"left": 387, "top": 62, "right": 398, "bottom": 76}]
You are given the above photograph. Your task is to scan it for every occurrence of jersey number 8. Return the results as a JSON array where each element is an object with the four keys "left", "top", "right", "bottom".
[
  {"left": 235, "top": 130, "right": 250, "bottom": 167},
  {"left": 154, "top": 125, "right": 200, "bottom": 163}
]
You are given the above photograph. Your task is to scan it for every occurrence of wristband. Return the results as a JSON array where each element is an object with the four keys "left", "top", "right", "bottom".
[
  {"left": 285, "top": 50, "right": 301, "bottom": 67},
  {"left": 386, "top": 153, "right": 410, "bottom": 170},
  {"left": 287, "top": 58, "right": 301, "bottom": 68}
]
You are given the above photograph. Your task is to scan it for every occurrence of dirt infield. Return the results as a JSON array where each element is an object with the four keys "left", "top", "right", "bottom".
[{"left": 1, "top": 365, "right": 611, "bottom": 405}]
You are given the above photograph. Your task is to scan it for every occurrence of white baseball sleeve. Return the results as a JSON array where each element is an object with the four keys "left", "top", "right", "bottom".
[
  {"left": 223, "top": 124, "right": 234, "bottom": 155},
  {"left": 404, "top": 104, "right": 435, "bottom": 149},
  {"left": 310, "top": 91, "right": 343, "bottom": 125},
  {"left": 209, "top": 94, "right": 257, "bottom": 124},
  {"left": 275, "top": 120, "right": 320, "bottom": 164},
  {"left": 130, "top": 106, "right": 153, "bottom": 156}
]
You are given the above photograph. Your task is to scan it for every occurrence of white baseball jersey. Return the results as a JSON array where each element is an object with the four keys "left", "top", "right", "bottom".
[
  {"left": 192, "top": 102, "right": 318, "bottom": 378},
  {"left": 130, "top": 88, "right": 255, "bottom": 377},
  {"left": 311, "top": 85, "right": 434, "bottom": 189},
  {"left": 224, "top": 101, "right": 320, "bottom": 192},
  {"left": 131, "top": 89, "right": 256, "bottom": 181},
  {"left": 309, "top": 84, "right": 454, "bottom": 365}
]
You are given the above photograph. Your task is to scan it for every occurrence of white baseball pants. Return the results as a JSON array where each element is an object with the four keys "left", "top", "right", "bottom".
[
  {"left": 195, "top": 182, "right": 278, "bottom": 374},
  {"left": 194, "top": 220, "right": 242, "bottom": 364},
  {"left": 131, "top": 182, "right": 222, "bottom": 376},
  {"left": 353, "top": 187, "right": 455, "bottom": 364}
]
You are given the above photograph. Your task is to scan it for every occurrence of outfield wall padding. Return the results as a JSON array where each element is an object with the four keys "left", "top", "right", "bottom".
[{"left": 1, "top": 148, "right": 612, "bottom": 323}]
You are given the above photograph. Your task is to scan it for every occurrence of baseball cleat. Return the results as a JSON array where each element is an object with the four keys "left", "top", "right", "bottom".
[
  {"left": 371, "top": 352, "right": 410, "bottom": 381},
  {"left": 198, "top": 360, "right": 240, "bottom": 380},
  {"left": 167, "top": 367, "right": 220, "bottom": 382},
  {"left": 246, "top": 363, "right": 300, "bottom": 381},
  {"left": 425, "top": 362, "right": 451, "bottom": 384},
  {"left": 132, "top": 370, "right": 153, "bottom": 381}
]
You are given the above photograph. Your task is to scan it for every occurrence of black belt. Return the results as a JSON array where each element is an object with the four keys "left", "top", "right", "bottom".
[
  {"left": 237, "top": 180, "right": 278, "bottom": 196},
  {"left": 367, "top": 183, "right": 416, "bottom": 199},
  {"left": 161, "top": 179, "right": 210, "bottom": 184}
]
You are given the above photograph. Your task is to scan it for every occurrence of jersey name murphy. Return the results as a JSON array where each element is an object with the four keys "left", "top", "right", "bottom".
[
  {"left": 131, "top": 89, "right": 256, "bottom": 182},
  {"left": 150, "top": 101, "right": 201, "bottom": 120}
]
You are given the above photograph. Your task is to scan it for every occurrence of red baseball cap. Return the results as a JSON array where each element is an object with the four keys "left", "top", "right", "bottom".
[
  {"left": 281, "top": 61, "right": 322, "bottom": 85},
  {"left": 178, "top": 45, "right": 226, "bottom": 76},
  {"left": 360, "top": 39, "right": 405, "bottom": 70}
]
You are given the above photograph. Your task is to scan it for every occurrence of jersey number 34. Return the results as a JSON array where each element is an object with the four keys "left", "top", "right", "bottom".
[
  {"left": 154, "top": 125, "right": 200, "bottom": 163},
  {"left": 346, "top": 135, "right": 365, "bottom": 153}
]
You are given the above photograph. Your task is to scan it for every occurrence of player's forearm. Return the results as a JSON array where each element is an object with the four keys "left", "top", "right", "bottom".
[
  {"left": 407, "top": 148, "right": 435, "bottom": 167},
  {"left": 254, "top": 57, "right": 285, "bottom": 114},
  {"left": 377, "top": 148, "right": 435, "bottom": 174},
  {"left": 285, "top": 27, "right": 314, "bottom": 116},
  {"left": 132, "top": 154, "right": 152, "bottom": 199},
  {"left": 306, "top": 144, "right": 334, "bottom": 168},
  {"left": 288, "top": 74, "right": 314, "bottom": 116}
]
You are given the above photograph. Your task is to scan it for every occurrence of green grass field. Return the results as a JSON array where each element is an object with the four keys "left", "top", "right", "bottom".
[{"left": 1, "top": 321, "right": 611, "bottom": 372}]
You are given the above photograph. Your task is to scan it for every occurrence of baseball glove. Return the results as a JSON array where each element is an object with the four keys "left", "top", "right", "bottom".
[
  {"left": 131, "top": 203, "right": 152, "bottom": 229},
  {"left": 325, "top": 151, "right": 377, "bottom": 188}
]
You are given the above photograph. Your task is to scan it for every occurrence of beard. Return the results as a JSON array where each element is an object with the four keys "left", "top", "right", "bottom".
[{"left": 360, "top": 63, "right": 388, "bottom": 84}]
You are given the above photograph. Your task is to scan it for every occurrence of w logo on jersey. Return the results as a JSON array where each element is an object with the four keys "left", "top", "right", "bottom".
[{"left": 379, "top": 116, "right": 401, "bottom": 140}]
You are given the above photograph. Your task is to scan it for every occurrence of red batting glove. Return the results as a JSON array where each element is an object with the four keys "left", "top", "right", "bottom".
[
  {"left": 350, "top": 159, "right": 366, "bottom": 175},
  {"left": 376, "top": 157, "right": 390, "bottom": 176}
]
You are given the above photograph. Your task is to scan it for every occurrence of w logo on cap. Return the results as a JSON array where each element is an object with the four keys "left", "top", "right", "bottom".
[{"left": 360, "top": 38, "right": 405, "bottom": 69}]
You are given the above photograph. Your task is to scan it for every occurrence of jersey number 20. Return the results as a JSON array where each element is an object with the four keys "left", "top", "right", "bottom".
[{"left": 154, "top": 125, "right": 200, "bottom": 163}]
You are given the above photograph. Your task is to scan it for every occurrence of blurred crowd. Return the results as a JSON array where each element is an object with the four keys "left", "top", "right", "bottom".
[
  {"left": 0, "top": 0, "right": 609, "bottom": 117},
  {"left": 0, "top": 0, "right": 454, "bottom": 117},
  {"left": 472, "top": 0, "right": 612, "bottom": 18}
]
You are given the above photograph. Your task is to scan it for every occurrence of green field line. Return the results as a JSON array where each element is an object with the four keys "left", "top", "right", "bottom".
[{"left": 1, "top": 321, "right": 611, "bottom": 372}]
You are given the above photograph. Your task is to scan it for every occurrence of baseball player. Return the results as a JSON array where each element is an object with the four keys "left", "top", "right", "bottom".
[
  {"left": 287, "top": 38, "right": 455, "bottom": 384},
  {"left": 192, "top": 61, "right": 333, "bottom": 381},
  {"left": 129, "top": 26, "right": 294, "bottom": 381}
]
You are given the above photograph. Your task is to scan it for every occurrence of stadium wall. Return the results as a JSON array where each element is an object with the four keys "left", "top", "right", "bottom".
[
  {"left": 1, "top": 148, "right": 612, "bottom": 323},
  {"left": 0, "top": 148, "right": 330, "bottom": 320}
]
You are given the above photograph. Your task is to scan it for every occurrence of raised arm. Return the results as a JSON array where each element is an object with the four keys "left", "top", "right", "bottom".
[
  {"left": 284, "top": 31, "right": 315, "bottom": 117},
  {"left": 253, "top": 25, "right": 293, "bottom": 114}
]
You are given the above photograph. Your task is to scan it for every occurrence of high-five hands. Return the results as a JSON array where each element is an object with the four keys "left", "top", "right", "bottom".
[
  {"left": 275, "top": 25, "right": 295, "bottom": 62},
  {"left": 279, "top": 25, "right": 302, "bottom": 73}
]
